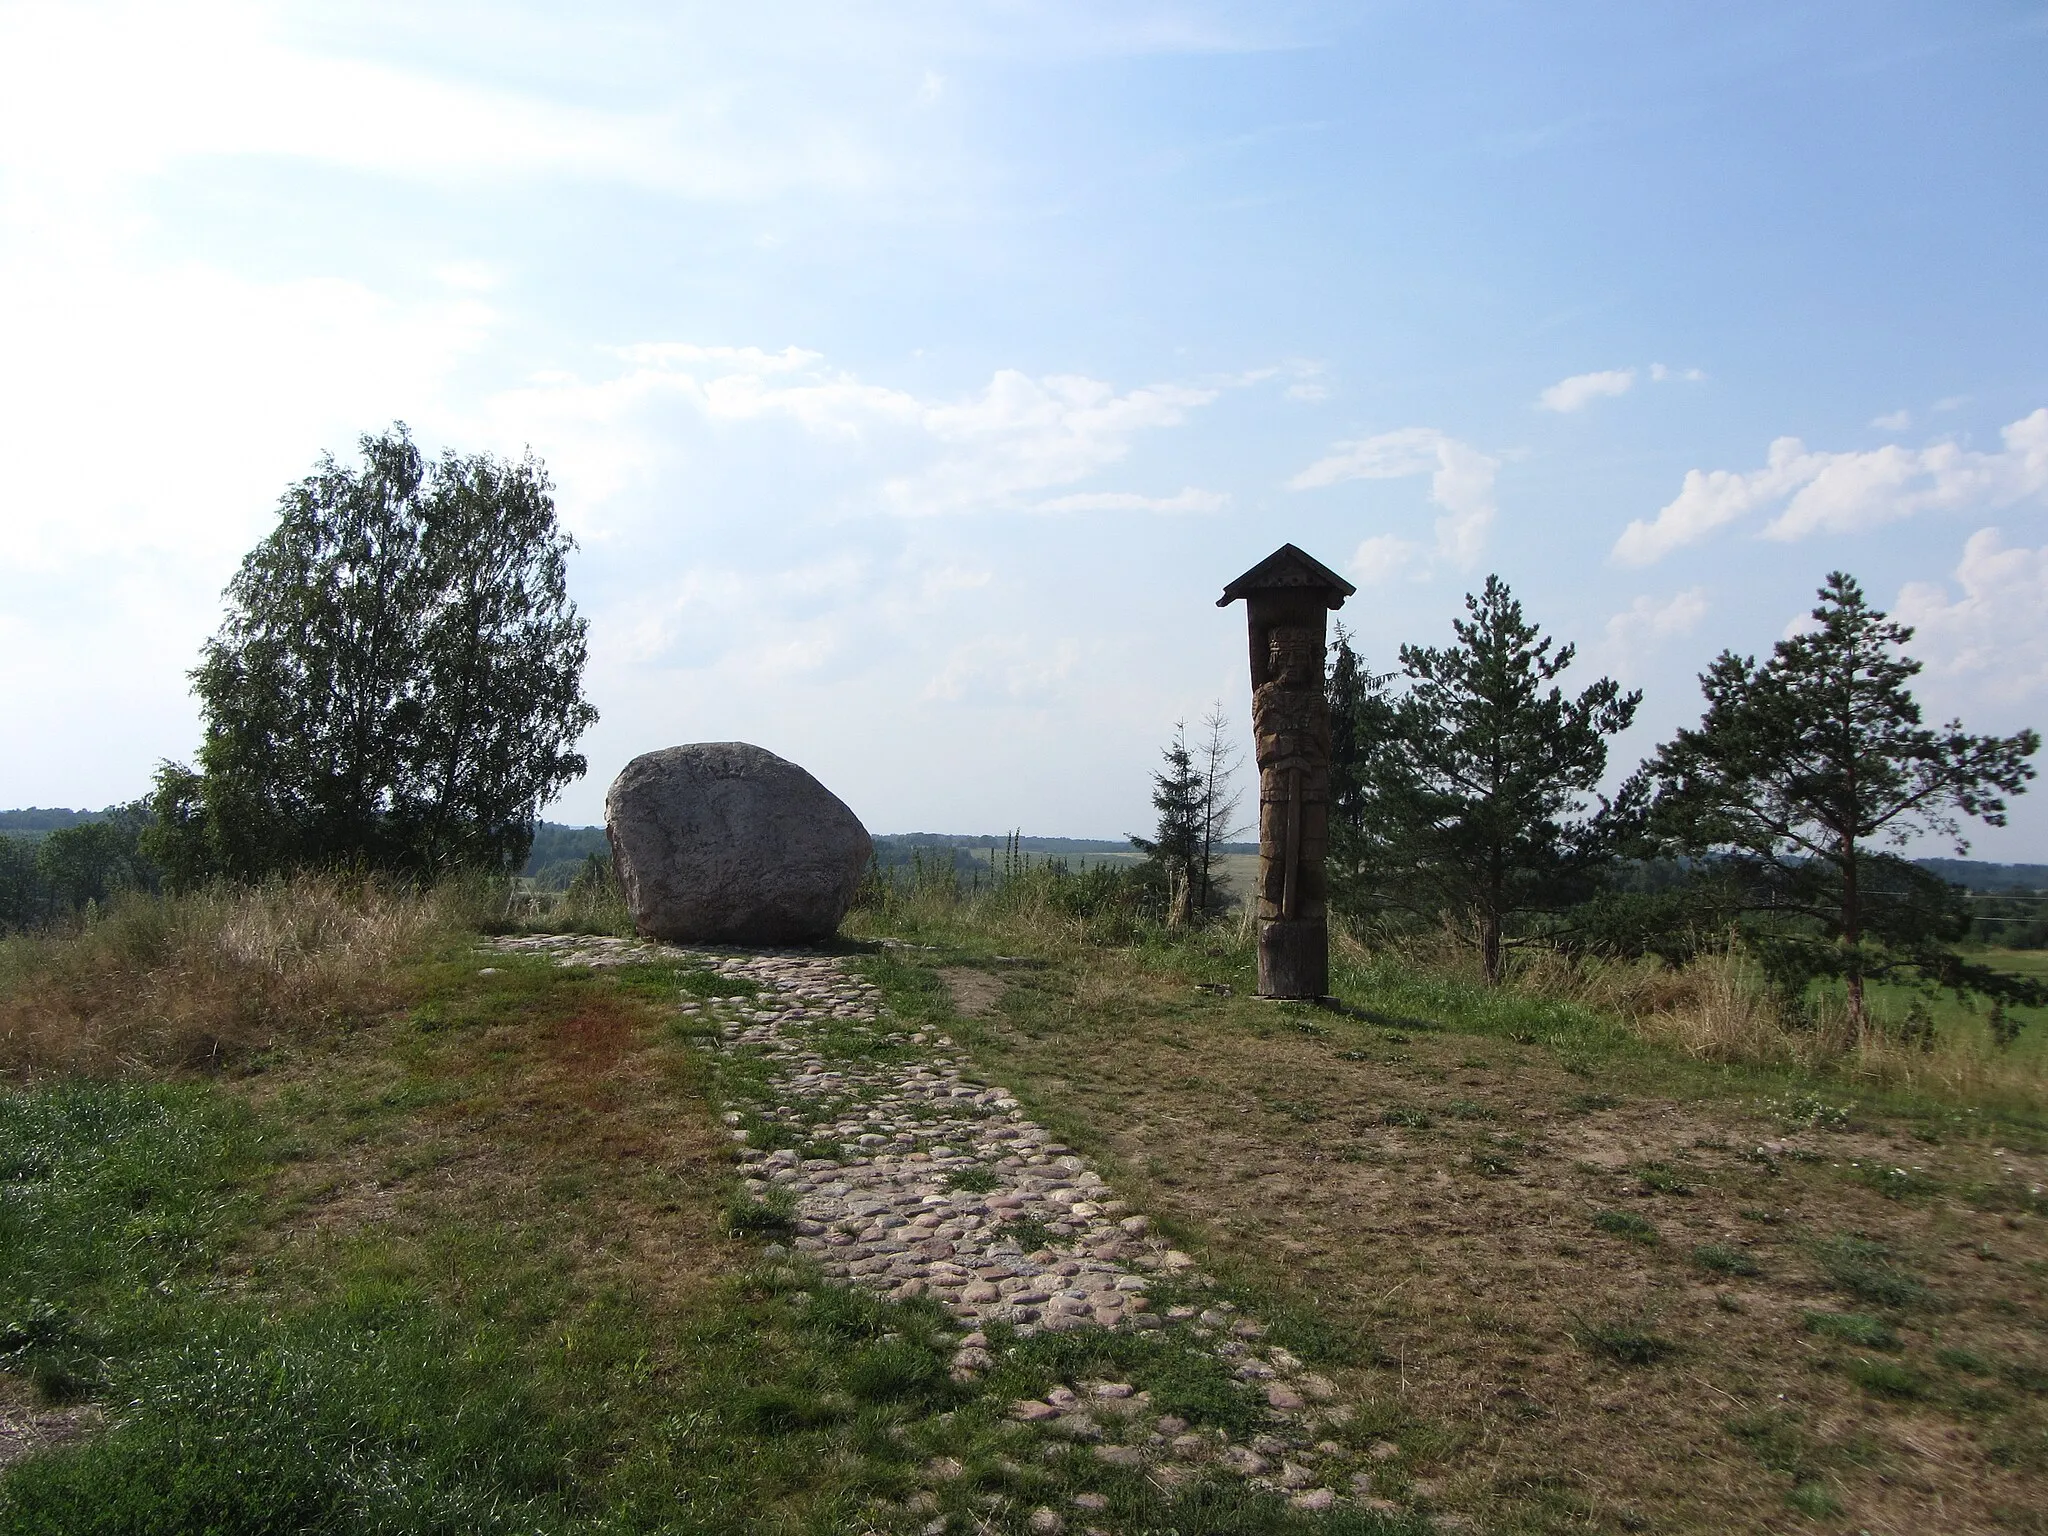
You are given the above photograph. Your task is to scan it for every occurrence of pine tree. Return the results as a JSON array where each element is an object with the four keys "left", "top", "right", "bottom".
[
  {"left": 1638, "top": 572, "right": 2040, "bottom": 1030},
  {"left": 1330, "top": 578, "right": 1639, "bottom": 982}
]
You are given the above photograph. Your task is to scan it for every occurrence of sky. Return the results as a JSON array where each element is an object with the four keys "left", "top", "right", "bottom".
[{"left": 3, "top": 0, "right": 2047, "bottom": 855}]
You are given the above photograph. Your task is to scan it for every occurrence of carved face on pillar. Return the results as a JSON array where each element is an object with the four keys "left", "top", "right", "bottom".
[{"left": 1265, "top": 626, "right": 1318, "bottom": 687}]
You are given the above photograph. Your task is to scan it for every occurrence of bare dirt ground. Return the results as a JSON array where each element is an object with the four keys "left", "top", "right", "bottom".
[
  {"left": 0, "top": 1377, "right": 95, "bottom": 1478},
  {"left": 933, "top": 953, "right": 2048, "bottom": 1535}
]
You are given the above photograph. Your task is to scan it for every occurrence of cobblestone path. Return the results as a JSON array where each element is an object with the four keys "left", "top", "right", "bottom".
[{"left": 489, "top": 933, "right": 1412, "bottom": 1520}]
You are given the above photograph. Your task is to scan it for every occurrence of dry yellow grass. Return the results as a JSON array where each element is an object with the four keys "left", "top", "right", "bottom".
[
  {"left": 1379, "top": 930, "right": 2048, "bottom": 1112},
  {"left": 0, "top": 876, "right": 469, "bottom": 1078}
]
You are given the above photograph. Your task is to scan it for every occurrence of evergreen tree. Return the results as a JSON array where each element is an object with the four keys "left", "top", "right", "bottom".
[
  {"left": 1330, "top": 578, "right": 1639, "bottom": 982},
  {"left": 1636, "top": 572, "right": 2041, "bottom": 1029},
  {"left": 146, "top": 425, "right": 597, "bottom": 882},
  {"left": 1325, "top": 624, "right": 1396, "bottom": 919},
  {"left": 1132, "top": 722, "right": 1206, "bottom": 925}
]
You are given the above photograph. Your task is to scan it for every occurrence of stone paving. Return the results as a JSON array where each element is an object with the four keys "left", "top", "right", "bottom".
[{"left": 488, "top": 932, "right": 1418, "bottom": 1522}]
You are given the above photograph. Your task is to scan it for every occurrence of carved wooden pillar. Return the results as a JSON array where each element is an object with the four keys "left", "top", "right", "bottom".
[{"left": 1218, "top": 544, "right": 1356, "bottom": 1000}]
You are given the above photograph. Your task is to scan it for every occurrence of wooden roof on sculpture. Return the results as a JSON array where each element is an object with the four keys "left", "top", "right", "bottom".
[{"left": 1217, "top": 543, "right": 1357, "bottom": 608}]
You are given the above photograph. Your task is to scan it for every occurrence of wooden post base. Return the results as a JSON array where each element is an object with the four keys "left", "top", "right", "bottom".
[{"left": 1257, "top": 918, "right": 1328, "bottom": 1000}]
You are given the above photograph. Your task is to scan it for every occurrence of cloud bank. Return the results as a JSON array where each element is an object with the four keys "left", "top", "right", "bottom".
[
  {"left": 1896, "top": 528, "right": 2048, "bottom": 706},
  {"left": 483, "top": 344, "right": 1225, "bottom": 525},
  {"left": 1613, "top": 408, "right": 2048, "bottom": 566}
]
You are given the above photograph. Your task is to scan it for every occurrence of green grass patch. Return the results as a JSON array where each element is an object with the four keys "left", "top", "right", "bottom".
[
  {"left": 723, "top": 1184, "right": 798, "bottom": 1236},
  {"left": 1591, "top": 1209, "right": 1659, "bottom": 1244},
  {"left": 1569, "top": 1312, "right": 1677, "bottom": 1366},
  {"left": 997, "top": 1215, "right": 1057, "bottom": 1252},
  {"left": 1633, "top": 1161, "right": 1695, "bottom": 1195},
  {"left": 987, "top": 1322, "right": 1268, "bottom": 1436},
  {"left": 1803, "top": 1312, "right": 1900, "bottom": 1350},
  {"left": 1843, "top": 1356, "right": 1926, "bottom": 1399},
  {"left": 1851, "top": 1161, "right": 1941, "bottom": 1201},
  {"left": 1786, "top": 1481, "right": 1843, "bottom": 1517},
  {"left": 3, "top": 1289, "right": 578, "bottom": 1535},
  {"left": 0, "top": 1081, "right": 262, "bottom": 1403},
  {"left": 1692, "top": 1243, "right": 1760, "bottom": 1277},
  {"left": 1812, "top": 1234, "right": 1932, "bottom": 1309},
  {"left": 1725, "top": 1407, "right": 1814, "bottom": 1476}
]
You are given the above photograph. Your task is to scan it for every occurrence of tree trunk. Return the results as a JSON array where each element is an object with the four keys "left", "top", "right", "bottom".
[
  {"left": 1481, "top": 851, "right": 1505, "bottom": 985},
  {"left": 1480, "top": 907, "right": 1503, "bottom": 986},
  {"left": 1840, "top": 833, "right": 1867, "bottom": 1039}
]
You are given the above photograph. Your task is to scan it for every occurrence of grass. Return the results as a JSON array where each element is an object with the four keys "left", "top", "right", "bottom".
[
  {"left": 1568, "top": 1312, "right": 1677, "bottom": 1366},
  {"left": 1804, "top": 1312, "right": 1901, "bottom": 1350},
  {"left": 0, "top": 1082, "right": 262, "bottom": 1401},
  {"left": 1843, "top": 1357, "right": 1927, "bottom": 1399},
  {"left": 0, "top": 876, "right": 474, "bottom": 1077},
  {"left": 1633, "top": 1161, "right": 1695, "bottom": 1195},
  {"left": 1812, "top": 1235, "right": 1934, "bottom": 1309},
  {"left": 840, "top": 887, "right": 2048, "bottom": 1532},
  {"left": 1691, "top": 1242, "right": 1760, "bottom": 1277},
  {"left": 2, "top": 874, "right": 2046, "bottom": 1533},
  {"left": 1592, "top": 1210, "right": 1659, "bottom": 1244}
]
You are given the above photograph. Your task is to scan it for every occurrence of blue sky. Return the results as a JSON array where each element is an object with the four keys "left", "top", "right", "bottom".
[{"left": 5, "top": 1, "right": 2047, "bottom": 854}]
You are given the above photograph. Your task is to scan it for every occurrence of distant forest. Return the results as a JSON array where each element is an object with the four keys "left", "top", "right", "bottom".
[
  {"left": 512, "top": 825, "right": 1258, "bottom": 891},
  {"left": 6, "top": 809, "right": 2046, "bottom": 946},
  {"left": 0, "top": 808, "right": 107, "bottom": 836}
]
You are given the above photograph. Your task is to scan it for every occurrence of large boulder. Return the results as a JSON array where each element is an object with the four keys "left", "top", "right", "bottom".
[{"left": 604, "top": 742, "right": 872, "bottom": 945}]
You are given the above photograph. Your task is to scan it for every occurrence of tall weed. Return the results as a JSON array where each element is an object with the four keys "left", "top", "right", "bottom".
[
  {"left": 1350, "top": 926, "right": 2047, "bottom": 1111},
  {"left": 0, "top": 876, "right": 462, "bottom": 1077}
]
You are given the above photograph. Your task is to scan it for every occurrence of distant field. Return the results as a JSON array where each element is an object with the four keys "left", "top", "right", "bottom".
[{"left": 1987, "top": 948, "right": 2048, "bottom": 982}]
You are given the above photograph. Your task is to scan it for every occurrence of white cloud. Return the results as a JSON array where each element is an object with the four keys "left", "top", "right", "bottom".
[
  {"left": 0, "top": 1, "right": 883, "bottom": 198},
  {"left": 1871, "top": 408, "right": 1913, "bottom": 431},
  {"left": 1349, "top": 535, "right": 1423, "bottom": 585},
  {"left": 1538, "top": 363, "right": 1706, "bottom": 413},
  {"left": 1280, "top": 359, "right": 1329, "bottom": 402},
  {"left": 1288, "top": 427, "right": 1498, "bottom": 568},
  {"left": 1612, "top": 408, "right": 2048, "bottom": 565},
  {"left": 1033, "top": 487, "right": 1228, "bottom": 514},
  {"left": 892, "top": 372, "right": 1217, "bottom": 516},
  {"left": 921, "top": 635, "right": 1083, "bottom": 705},
  {"left": 1604, "top": 588, "right": 1709, "bottom": 649},
  {"left": 1538, "top": 368, "right": 1636, "bottom": 413},
  {"left": 1896, "top": 529, "right": 2048, "bottom": 705},
  {"left": 474, "top": 346, "right": 1219, "bottom": 525},
  {"left": 1, "top": 254, "right": 498, "bottom": 568}
]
